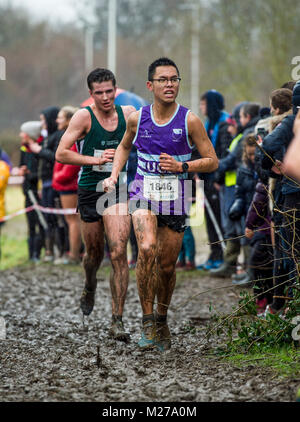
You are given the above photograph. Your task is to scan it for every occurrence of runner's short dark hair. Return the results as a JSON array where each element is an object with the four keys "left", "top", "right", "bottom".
[
  {"left": 87, "top": 68, "right": 116, "bottom": 90},
  {"left": 148, "top": 57, "right": 180, "bottom": 81}
]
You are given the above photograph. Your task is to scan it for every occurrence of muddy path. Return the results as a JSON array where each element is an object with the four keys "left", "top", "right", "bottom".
[{"left": 0, "top": 264, "right": 298, "bottom": 402}]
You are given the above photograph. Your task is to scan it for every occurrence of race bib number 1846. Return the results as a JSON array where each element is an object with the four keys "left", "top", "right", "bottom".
[{"left": 144, "top": 175, "right": 179, "bottom": 201}]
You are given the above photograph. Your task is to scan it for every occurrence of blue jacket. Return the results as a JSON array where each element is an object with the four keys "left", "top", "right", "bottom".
[{"left": 261, "top": 114, "right": 299, "bottom": 194}]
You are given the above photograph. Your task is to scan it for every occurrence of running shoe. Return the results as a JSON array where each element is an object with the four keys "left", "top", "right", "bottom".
[
  {"left": 138, "top": 319, "right": 156, "bottom": 350},
  {"left": 80, "top": 286, "right": 96, "bottom": 316},
  {"left": 155, "top": 321, "right": 171, "bottom": 352},
  {"left": 109, "top": 318, "right": 130, "bottom": 342}
]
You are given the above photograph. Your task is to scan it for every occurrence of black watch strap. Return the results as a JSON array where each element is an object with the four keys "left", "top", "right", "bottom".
[{"left": 182, "top": 162, "right": 189, "bottom": 172}]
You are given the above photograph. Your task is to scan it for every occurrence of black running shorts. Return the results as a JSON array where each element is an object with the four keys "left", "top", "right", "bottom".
[
  {"left": 128, "top": 199, "right": 186, "bottom": 233},
  {"left": 78, "top": 185, "right": 128, "bottom": 223}
]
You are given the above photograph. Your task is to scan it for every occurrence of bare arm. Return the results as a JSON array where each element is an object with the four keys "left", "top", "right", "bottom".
[
  {"left": 55, "top": 109, "right": 114, "bottom": 166},
  {"left": 103, "top": 111, "right": 139, "bottom": 191},
  {"left": 159, "top": 112, "right": 218, "bottom": 173}
]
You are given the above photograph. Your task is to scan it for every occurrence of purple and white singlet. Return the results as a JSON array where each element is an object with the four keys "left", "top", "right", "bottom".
[{"left": 129, "top": 103, "right": 193, "bottom": 215}]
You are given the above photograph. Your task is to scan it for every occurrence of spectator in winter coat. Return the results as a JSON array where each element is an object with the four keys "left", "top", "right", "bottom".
[
  {"left": 197, "top": 90, "right": 231, "bottom": 271},
  {"left": 0, "top": 149, "right": 12, "bottom": 172},
  {"left": 211, "top": 103, "right": 248, "bottom": 277},
  {"left": 212, "top": 134, "right": 258, "bottom": 281},
  {"left": 254, "top": 87, "right": 293, "bottom": 315},
  {"left": 210, "top": 104, "right": 261, "bottom": 279},
  {"left": 261, "top": 81, "right": 300, "bottom": 314},
  {"left": 27, "top": 106, "right": 64, "bottom": 261},
  {"left": 0, "top": 148, "right": 10, "bottom": 227},
  {"left": 18, "top": 121, "right": 44, "bottom": 262},
  {"left": 52, "top": 106, "right": 81, "bottom": 264},
  {"left": 284, "top": 109, "right": 300, "bottom": 180},
  {"left": 245, "top": 181, "right": 273, "bottom": 316}
]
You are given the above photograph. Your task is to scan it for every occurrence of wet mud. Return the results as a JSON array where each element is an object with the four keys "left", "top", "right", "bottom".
[{"left": 0, "top": 264, "right": 298, "bottom": 402}]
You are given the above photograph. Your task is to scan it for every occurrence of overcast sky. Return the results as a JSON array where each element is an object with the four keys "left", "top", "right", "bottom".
[{"left": 1, "top": 0, "right": 80, "bottom": 24}]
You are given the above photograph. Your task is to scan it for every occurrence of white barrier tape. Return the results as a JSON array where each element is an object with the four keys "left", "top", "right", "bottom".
[
  {"left": 0, "top": 205, "right": 35, "bottom": 222},
  {"left": 35, "top": 205, "right": 77, "bottom": 215},
  {"left": 0, "top": 205, "right": 77, "bottom": 223}
]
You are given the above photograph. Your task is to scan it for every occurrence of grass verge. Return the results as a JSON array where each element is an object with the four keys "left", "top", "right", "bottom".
[
  {"left": 0, "top": 234, "right": 28, "bottom": 270},
  {"left": 222, "top": 346, "right": 300, "bottom": 378}
]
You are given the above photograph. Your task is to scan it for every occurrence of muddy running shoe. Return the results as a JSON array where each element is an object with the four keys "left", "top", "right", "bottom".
[
  {"left": 138, "top": 319, "right": 156, "bottom": 350},
  {"left": 109, "top": 317, "right": 130, "bottom": 342},
  {"left": 80, "top": 286, "right": 96, "bottom": 316},
  {"left": 155, "top": 322, "right": 171, "bottom": 352}
]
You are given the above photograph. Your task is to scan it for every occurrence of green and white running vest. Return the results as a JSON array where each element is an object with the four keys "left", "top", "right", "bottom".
[{"left": 77, "top": 105, "right": 126, "bottom": 191}]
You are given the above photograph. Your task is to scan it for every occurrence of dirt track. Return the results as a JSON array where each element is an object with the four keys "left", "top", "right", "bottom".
[{"left": 0, "top": 263, "right": 298, "bottom": 402}]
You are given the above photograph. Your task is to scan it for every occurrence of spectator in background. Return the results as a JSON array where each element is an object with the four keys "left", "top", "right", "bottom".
[
  {"left": 227, "top": 135, "right": 258, "bottom": 284},
  {"left": 0, "top": 147, "right": 10, "bottom": 230},
  {"left": 211, "top": 103, "right": 261, "bottom": 279},
  {"left": 197, "top": 89, "right": 231, "bottom": 270},
  {"left": 0, "top": 149, "right": 12, "bottom": 172},
  {"left": 18, "top": 121, "right": 44, "bottom": 262},
  {"left": 211, "top": 103, "right": 248, "bottom": 276},
  {"left": 284, "top": 109, "right": 300, "bottom": 180},
  {"left": 281, "top": 81, "right": 296, "bottom": 92},
  {"left": 261, "top": 81, "right": 300, "bottom": 315},
  {"left": 52, "top": 106, "right": 81, "bottom": 264},
  {"left": 245, "top": 178, "right": 273, "bottom": 316},
  {"left": 176, "top": 176, "right": 196, "bottom": 271},
  {"left": 257, "top": 89, "right": 293, "bottom": 312},
  {"left": 27, "top": 106, "right": 64, "bottom": 261}
]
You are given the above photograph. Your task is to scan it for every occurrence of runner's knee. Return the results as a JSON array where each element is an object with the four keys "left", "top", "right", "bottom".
[
  {"left": 158, "top": 262, "right": 175, "bottom": 279},
  {"left": 138, "top": 243, "right": 157, "bottom": 262},
  {"left": 84, "top": 248, "right": 103, "bottom": 266},
  {"left": 110, "top": 246, "right": 126, "bottom": 263}
]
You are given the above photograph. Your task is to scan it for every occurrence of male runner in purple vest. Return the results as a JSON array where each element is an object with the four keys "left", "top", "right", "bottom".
[{"left": 103, "top": 58, "right": 218, "bottom": 351}]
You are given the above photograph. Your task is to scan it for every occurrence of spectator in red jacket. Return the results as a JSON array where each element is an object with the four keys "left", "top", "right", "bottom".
[{"left": 52, "top": 106, "right": 81, "bottom": 264}]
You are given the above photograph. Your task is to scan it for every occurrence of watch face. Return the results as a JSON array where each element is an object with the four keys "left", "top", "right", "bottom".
[{"left": 182, "top": 162, "right": 189, "bottom": 172}]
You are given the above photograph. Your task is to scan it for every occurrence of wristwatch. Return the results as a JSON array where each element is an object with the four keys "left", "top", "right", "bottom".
[{"left": 182, "top": 162, "right": 189, "bottom": 173}]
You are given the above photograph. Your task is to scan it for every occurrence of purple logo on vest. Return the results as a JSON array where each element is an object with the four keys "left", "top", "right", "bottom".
[{"left": 172, "top": 128, "right": 182, "bottom": 142}]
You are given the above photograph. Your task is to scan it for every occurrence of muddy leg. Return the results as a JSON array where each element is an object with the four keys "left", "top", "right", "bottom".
[
  {"left": 81, "top": 219, "right": 105, "bottom": 291},
  {"left": 156, "top": 227, "right": 184, "bottom": 315},
  {"left": 132, "top": 209, "right": 158, "bottom": 315},
  {"left": 103, "top": 203, "right": 131, "bottom": 316}
]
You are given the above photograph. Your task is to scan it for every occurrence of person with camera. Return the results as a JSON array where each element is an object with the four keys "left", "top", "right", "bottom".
[
  {"left": 261, "top": 82, "right": 300, "bottom": 315},
  {"left": 210, "top": 103, "right": 261, "bottom": 279}
]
